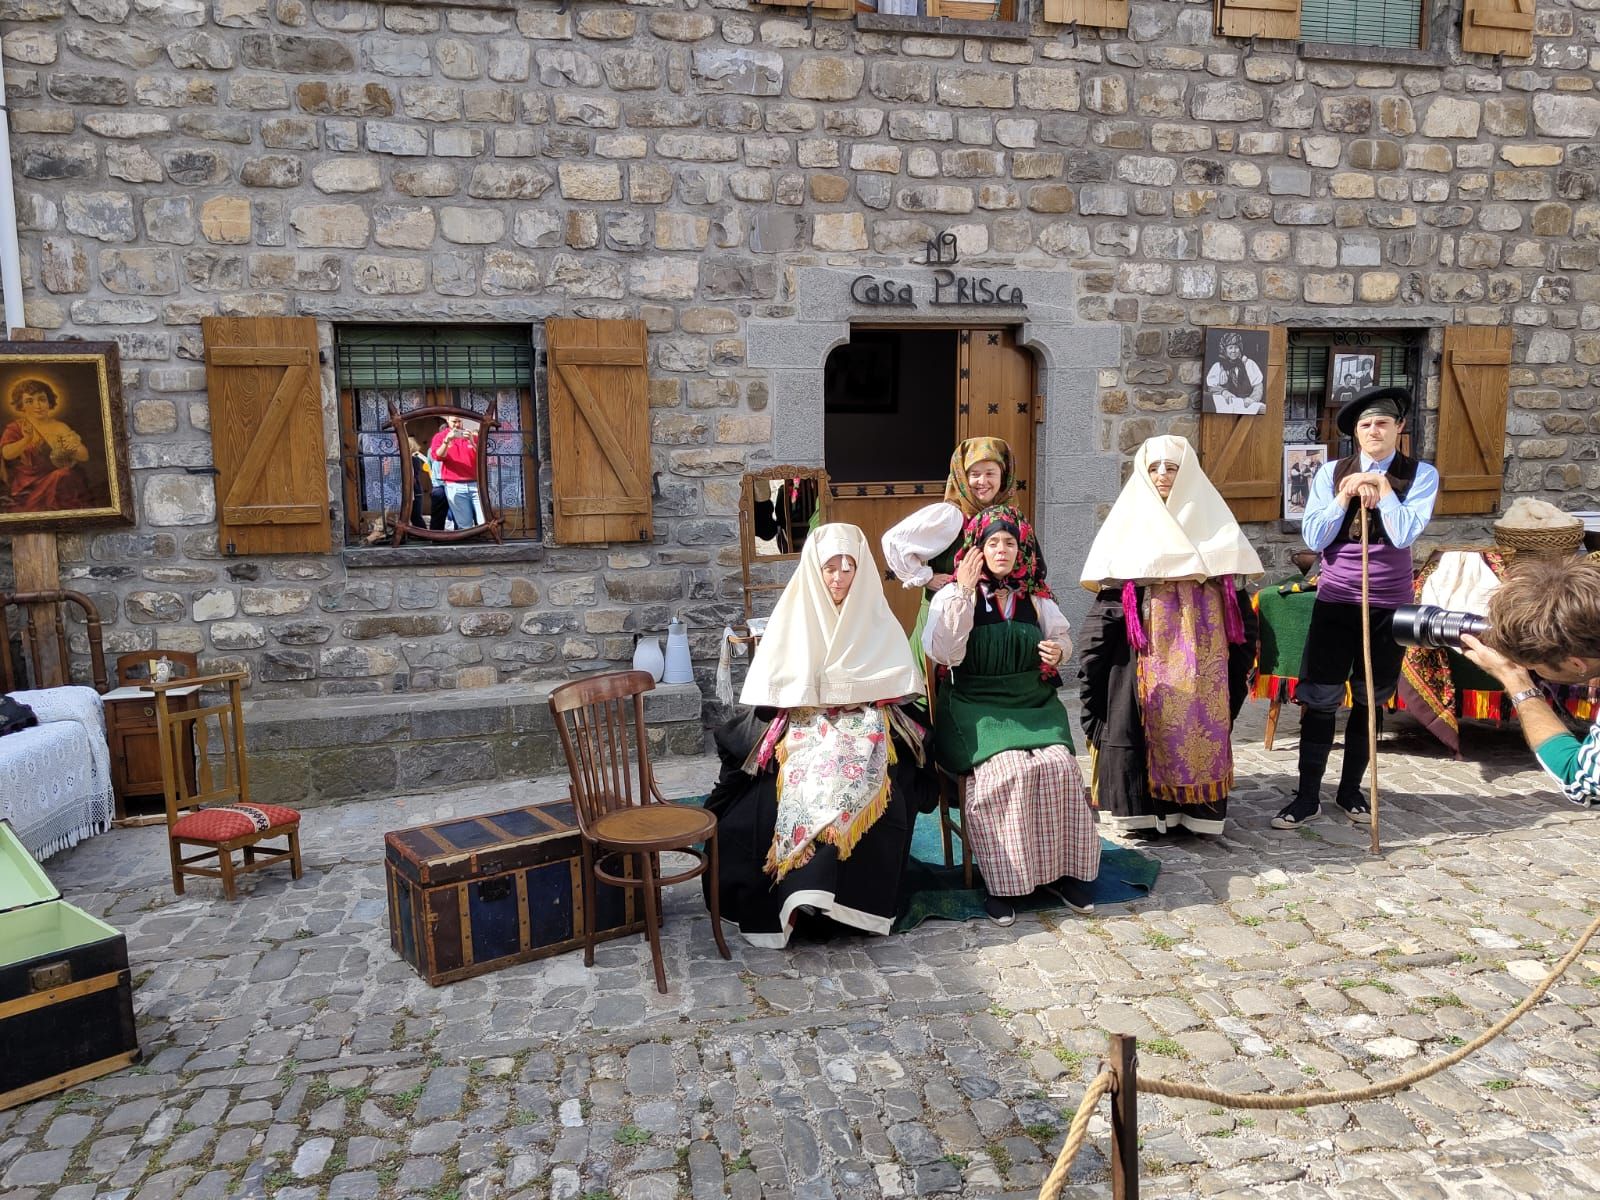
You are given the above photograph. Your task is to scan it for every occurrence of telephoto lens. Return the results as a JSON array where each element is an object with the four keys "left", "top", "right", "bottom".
[{"left": 1390, "top": 604, "right": 1491, "bottom": 651}]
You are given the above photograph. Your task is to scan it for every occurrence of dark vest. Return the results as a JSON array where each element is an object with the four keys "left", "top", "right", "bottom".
[
  {"left": 974, "top": 590, "right": 1040, "bottom": 628},
  {"left": 1331, "top": 451, "right": 1419, "bottom": 548}
]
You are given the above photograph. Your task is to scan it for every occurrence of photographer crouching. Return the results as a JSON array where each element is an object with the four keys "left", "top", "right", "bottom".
[{"left": 1458, "top": 557, "right": 1600, "bottom": 808}]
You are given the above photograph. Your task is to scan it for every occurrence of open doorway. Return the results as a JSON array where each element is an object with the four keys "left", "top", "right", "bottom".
[{"left": 825, "top": 326, "right": 1037, "bottom": 630}]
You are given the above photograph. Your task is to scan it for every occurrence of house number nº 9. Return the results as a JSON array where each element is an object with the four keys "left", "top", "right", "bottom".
[{"left": 849, "top": 269, "right": 1026, "bottom": 309}]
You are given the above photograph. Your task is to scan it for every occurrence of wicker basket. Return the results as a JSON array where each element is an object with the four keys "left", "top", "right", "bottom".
[{"left": 1492, "top": 521, "right": 1585, "bottom": 560}]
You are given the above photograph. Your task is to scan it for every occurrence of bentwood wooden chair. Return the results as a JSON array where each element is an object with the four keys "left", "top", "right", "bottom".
[
  {"left": 0, "top": 589, "right": 109, "bottom": 693},
  {"left": 154, "top": 670, "right": 302, "bottom": 901},
  {"left": 549, "top": 670, "right": 731, "bottom": 993},
  {"left": 925, "top": 668, "right": 975, "bottom": 889}
]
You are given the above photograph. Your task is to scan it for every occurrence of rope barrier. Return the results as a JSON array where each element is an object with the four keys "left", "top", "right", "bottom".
[
  {"left": 1036, "top": 908, "right": 1600, "bottom": 1197},
  {"left": 1142, "top": 905, "right": 1600, "bottom": 1109},
  {"left": 1037, "top": 1068, "right": 1114, "bottom": 1200}
]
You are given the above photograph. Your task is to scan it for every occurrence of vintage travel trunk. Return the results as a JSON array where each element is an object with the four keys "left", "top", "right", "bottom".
[
  {"left": 385, "top": 800, "right": 644, "bottom": 986},
  {"left": 0, "top": 822, "right": 140, "bottom": 1111}
]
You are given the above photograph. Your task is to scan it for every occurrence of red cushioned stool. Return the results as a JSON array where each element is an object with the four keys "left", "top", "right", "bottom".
[{"left": 154, "top": 670, "right": 303, "bottom": 902}]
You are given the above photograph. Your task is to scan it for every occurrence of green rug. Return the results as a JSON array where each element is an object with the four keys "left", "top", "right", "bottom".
[{"left": 895, "top": 812, "right": 1160, "bottom": 931}]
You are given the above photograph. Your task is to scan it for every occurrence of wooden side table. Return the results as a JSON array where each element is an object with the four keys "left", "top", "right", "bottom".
[{"left": 103, "top": 684, "right": 201, "bottom": 826}]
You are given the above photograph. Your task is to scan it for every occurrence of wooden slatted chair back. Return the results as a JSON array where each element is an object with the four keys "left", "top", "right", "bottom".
[
  {"left": 0, "top": 589, "right": 108, "bottom": 693},
  {"left": 153, "top": 671, "right": 250, "bottom": 820},
  {"left": 548, "top": 670, "right": 658, "bottom": 835}
]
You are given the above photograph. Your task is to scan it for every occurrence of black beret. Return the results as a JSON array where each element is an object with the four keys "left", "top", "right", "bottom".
[{"left": 1336, "top": 385, "right": 1411, "bottom": 436}]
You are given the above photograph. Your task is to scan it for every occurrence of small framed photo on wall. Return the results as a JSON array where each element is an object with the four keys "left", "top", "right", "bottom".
[
  {"left": 1202, "top": 328, "right": 1269, "bottom": 415},
  {"left": 0, "top": 342, "right": 132, "bottom": 532},
  {"left": 1326, "top": 347, "right": 1381, "bottom": 411},
  {"left": 1283, "top": 443, "right": 1328, "bottom": 520}
]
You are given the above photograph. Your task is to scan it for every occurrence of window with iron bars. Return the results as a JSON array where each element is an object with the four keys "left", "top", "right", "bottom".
[
  {"left": 1285, "top": 328, "right": 1427, "bottom": 461},
  {"left": 334, "top": 326, "right": 540, "bottom": 544},
  {"left": 1300, "top": 0, "right": 1428, "bottom": 50}
]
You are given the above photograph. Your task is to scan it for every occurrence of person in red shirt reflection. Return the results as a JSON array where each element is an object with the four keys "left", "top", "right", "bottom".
[{"left": 428, "top": 415, "right": 483, "bottom": 530}]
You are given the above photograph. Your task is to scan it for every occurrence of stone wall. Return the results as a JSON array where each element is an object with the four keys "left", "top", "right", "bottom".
[{"left": 2, "top": 0, "right": 1596, "bottom": 699}]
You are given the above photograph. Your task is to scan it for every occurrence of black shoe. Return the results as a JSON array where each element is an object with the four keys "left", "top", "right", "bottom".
[
  {"left": 1271, "top": 799, "right": 1321, "bottom": 830},
  {"left": 983, "top": 896, "right": 1016, "bottom": 927},
  {"left": 1044, "top": 876, "right": 1095, "bottom": 915},
  {"left": 1336, "top": 796, "right": 1372, "bottom": 825}
]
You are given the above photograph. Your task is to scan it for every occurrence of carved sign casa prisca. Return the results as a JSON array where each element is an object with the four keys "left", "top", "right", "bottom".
[{"left": 849, "top": 268, "right": 1026, "bottom": 310}]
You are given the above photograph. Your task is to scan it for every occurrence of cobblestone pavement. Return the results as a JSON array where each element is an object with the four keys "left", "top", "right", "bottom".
[{"left": 3, "top": 704, "right": 1598, "bottom": 1200}]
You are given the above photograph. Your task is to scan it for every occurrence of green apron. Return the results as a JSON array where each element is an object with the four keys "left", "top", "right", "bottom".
[{"left": 935, "top": 610, "right": 1075, "bottom": 775}]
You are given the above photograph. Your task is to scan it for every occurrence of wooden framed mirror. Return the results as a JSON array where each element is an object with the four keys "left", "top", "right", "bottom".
[
  {"left": 384, "top": 401, "right": 505, "bottom": 546},
  {"left": 737, "top": 467, "right": 829, "bottom": 624}
]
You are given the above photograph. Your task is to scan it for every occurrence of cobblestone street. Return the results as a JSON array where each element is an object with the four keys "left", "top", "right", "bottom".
[{"left": 3, "top": 704, "right": 1597, "bottom": 1200}]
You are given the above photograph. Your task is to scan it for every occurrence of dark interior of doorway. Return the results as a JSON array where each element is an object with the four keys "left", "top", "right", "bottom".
[{"left": 824, "top": 329, "right": 957, "bottom": 484}]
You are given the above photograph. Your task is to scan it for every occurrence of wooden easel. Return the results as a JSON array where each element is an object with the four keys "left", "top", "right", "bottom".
[{"left": 3, "top": 327, "right": 67, "bottom": 685}]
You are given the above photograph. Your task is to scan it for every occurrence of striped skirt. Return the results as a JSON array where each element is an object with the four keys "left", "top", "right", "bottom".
[{"left": 965, "top": 745, "right": 1100, "bottom": 897}]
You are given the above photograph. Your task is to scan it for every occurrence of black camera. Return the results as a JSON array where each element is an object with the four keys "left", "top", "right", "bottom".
[{"left": 1391, "top": 604, "right": 1490, "bottom": 651}]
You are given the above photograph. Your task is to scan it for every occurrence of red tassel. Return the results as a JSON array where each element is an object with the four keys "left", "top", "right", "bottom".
[
  {"left": 1222, "top": 575, "right": 1246, "bottom": 646},
  {"left": 1122, "top": 580, "right": 1148, "bottom": 652}
]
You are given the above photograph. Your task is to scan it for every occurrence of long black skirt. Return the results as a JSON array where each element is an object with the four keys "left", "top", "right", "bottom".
[{"left": 702, "top": 705, "right": 934, "bottom": 948}]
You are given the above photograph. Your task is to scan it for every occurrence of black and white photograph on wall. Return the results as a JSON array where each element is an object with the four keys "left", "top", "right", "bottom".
[
  {"left": 1283, "top": 443, "right": 1328, "bottom": 519},
  {"left": 1202, "top": 328, "right": 1268, "bottom": 415},
  {"left": 1327, "top": 348, "right": 1380, "bottom": 411}
]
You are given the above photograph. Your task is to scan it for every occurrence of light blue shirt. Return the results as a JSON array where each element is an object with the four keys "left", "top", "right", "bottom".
[{"left": 1301, "top": 451, "right": 1439, "bottom": 553}]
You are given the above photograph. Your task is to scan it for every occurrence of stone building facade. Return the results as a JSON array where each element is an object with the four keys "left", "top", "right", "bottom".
[{"left": 0, "top": 0, "right": 1594, "bottom": 705}]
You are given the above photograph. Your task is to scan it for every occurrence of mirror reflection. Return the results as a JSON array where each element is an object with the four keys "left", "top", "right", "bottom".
[{"left": 751, "top": 477, "right": 822, "bottom": 557}]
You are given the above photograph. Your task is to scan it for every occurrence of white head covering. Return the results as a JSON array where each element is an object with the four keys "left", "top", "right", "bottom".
[
  {"left": 740, "top": 523, "right": 923, "bottom": 709},
  {"left": 1079, "top": 434, "right": 1265, "bottom": 591}
]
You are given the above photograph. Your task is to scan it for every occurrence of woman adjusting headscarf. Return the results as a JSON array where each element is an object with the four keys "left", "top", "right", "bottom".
[
  {"left": 1078, "top": 435, "right": 1263, "bottom": 836},
  {"left": 706, "top": 524, "right": 931, "bottom": 948},
  {"left": 882, "top": 437, "right": 1018, "bottom": 673}
]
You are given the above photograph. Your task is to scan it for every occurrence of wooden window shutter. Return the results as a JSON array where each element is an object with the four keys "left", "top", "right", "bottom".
[
  {"left": 1434, "top": 326, "right": 1511, "bottom": 516},
  {"left": 1214, "top": 0, "right": 1301, "bottom": 40},
  {"left": 1199, "top": 325, "right": 1286, "bottom": 524},
  {"left": 202, "top": 316, "right": 330, "bottom": 556},
  {"left": 1044, "top": 0, "right": 1130, "bottom": 27},
  {"left": 1462, "top": 0, "right": 1535, "bottom": 58},
  {"left": 546, "top": 318, "right": 653, "bottom": 545}
]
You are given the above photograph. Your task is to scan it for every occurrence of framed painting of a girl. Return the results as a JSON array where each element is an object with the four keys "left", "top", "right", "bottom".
[{"left": 0, "top": 342, "right": 132, "bottom": 531}]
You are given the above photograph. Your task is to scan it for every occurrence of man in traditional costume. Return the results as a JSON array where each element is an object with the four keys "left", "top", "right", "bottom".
[
  {"left": 1078, "top": 435, "right": 1263, "bottom": 836},
  {"left": 704, "top": 524, "right": 932, "bottom": 947},
  {"left": 924, "top": 505, "right": 1099, "bottom": 925},
  {"left": 1272, "top": 386, "right": 1440, "bottom": 829}
]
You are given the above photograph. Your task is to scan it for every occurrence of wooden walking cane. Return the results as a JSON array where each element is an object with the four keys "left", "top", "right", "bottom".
[{"left": 1359, "top": 505, "right": 1381, "bottom": 855}]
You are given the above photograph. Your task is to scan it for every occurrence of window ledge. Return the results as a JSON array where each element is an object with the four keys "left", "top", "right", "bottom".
[
  {"left": 342, "top": 541, "right": 546, "bottom": 569},
  {"left": 1297, "top": 40, "right": 1446, "bottom": 69},
  {"left": 858, "top": 13, "right": 1032, "bottom": 39}
]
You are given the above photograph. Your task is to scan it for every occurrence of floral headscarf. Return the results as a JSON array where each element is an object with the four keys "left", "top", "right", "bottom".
[
  {"left": 943, "top": 437, "right": 1017, "bottom": 519},
  {"left": 955, "top": 504, "right": 1053, "bottom": 601}
]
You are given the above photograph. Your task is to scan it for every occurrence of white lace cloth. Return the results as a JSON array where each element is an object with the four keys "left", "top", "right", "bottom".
[{"left": 0, "top": 686, "right": 115, "bottom": 862}]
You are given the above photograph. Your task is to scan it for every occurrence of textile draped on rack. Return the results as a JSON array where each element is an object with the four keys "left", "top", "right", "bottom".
[{"left": 0, "top": 685, "right": 115, "bottom": 860}]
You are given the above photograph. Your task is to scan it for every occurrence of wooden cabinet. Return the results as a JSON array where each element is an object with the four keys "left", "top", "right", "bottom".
[{"left": 104, "top": 686, "right": 199, "bottom": 826}]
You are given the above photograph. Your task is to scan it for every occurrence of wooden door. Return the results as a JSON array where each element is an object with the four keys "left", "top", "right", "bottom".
[
  {"left": 828, "top": 326, "right": 1036, "bottom": 632},
  {"left": 1199, "top": 325, "right": 1287, "bottom": 524}
]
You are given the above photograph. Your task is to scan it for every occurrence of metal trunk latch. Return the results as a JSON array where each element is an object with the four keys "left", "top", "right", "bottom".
[{"left": 29, "top": 961, "right": 71, "bottom": 992}]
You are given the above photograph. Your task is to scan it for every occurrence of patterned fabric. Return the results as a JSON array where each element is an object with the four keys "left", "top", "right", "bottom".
[
  {"left": 173, "top": 803, "right": 300, "bottom": 843},
  {"left": 1135, "top": 580, "right": 1235, "bottom": 804},
  {"left": 956, "top": 504, "right": 1053, "bottom": 601},
  {"left": 1399, "top": 550, "right": 1508, "bottom": 752},
  {"left": 768, "top": 706, "right": 892, "bottom": 881},
  {"left": 965, "top": 746, "right": 1100, "bottom": 896},
  {"left": 943, "top": 437, "right": 1016, "bottom": 518},
  {"left": 0, "top": 686, "right": 114, "bottom": 861},
  {"left": 1535, "top": 721, "right": 1600, "bottom": 807}
]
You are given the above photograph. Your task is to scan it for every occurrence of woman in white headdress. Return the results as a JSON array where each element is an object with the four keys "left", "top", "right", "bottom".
[
  {"left": 703, "top": 523, "right": 932, "bottom": 947},
  {"left": 1077, "top": 435, "right": 1263, "bottom": 836}
]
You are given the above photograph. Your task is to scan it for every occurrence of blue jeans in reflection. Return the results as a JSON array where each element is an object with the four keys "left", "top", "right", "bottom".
[{"left": 444, "top": 481, "right": 484, "bottom": 530}]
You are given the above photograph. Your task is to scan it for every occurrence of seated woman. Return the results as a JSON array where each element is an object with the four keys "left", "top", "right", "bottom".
[
  {"left": 924, "top": 505, "right": 1100, "bottom": 926},
  {"left": 704, "top": 523, "right": 933, "bottom": 948},
  {"left": 883, "top": 437, "right": 1017, "bottom": 672},
  {"left": 1077, "top": 435, "right": 1262, "bottom": 836}
]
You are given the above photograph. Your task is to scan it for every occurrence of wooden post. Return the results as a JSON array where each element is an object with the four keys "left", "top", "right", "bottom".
[
  {"left": 9, "top": 533, "right": 63, "bottom": 686},
  {"left": 1109, "top": 1033, "right": 1140, "bottom": 1200}
]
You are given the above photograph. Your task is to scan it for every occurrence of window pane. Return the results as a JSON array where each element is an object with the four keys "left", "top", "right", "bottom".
[{"left": 1301, "top": 0, "right": 1422, "bottom": 48}]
